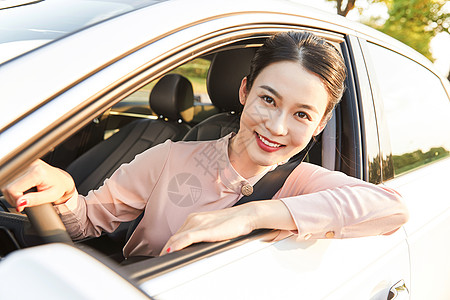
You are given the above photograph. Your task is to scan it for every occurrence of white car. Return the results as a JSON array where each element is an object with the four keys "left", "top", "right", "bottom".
[{"left": 0, "top": 0, "right": 449, "bottom": 299}]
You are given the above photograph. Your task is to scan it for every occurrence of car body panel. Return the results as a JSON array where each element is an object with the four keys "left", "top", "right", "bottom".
[
  {"left": 385, "top": 158, "right": 450, "bottom": 299},
  {"left": 0, "top": 243, "right": 150, "bottom": 299},
  {"left": 360, "top": 33, "right": 450, "bottom": 299},
  {"left": 141, "top": 232, "right": 409, "bottom": 299}
]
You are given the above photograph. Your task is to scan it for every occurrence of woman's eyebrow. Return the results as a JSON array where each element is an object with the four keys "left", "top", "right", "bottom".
[
  {"left": 295, "top": 103, "right": 319, "bottom": 114},
  {"left": 260, "top": 85, "right": 282, "bottom": 99},
  {"left": 260, "top": 85, "right": 319, "bottom": 114}
]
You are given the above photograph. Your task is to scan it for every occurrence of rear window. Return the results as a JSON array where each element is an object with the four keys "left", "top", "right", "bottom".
[{"left": 367, "top": 43, "right": 450, "bottom": 176}]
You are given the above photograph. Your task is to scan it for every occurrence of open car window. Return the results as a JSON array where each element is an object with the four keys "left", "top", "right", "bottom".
[
  {"left": 0, "top": 26, "right": 356, "bottom": 289},
  {"left": 109, "top": 57, "right": 214, "bottom": 134}
]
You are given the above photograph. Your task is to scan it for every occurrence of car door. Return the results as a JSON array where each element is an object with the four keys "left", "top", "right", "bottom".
[
  {"left": 130, "top": 31, "right": 411, "bottom": 300},
  {"left": 362, "top": 39, "right": 450, "bottom": 299}
]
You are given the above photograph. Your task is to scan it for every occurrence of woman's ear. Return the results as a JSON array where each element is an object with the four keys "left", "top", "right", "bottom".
[
  {"left": 313, "top": 121, "right": 326, "bottom": 137},
  {"left": 239, "top": 77, "right": 248, "bottom": 105}
]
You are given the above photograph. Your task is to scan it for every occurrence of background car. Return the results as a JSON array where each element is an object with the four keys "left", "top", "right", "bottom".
[{"left": 0, "top": 0, "right": 450, "bottom": 299}]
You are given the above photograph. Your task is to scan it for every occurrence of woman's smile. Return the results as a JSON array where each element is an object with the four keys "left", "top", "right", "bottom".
[{"left": 255, "top": 132, "right": 285, "bottom": 152}]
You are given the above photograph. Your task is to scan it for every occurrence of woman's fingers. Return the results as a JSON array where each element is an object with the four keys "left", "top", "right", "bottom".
[
  {"left": 160, "top": 206, "right": 256, "bottom": 256},
  {"left": 2, "top": 161, "right": 44, "bottom": 206},
  {"left": 14, "top": 187, "right": 66, "bottom": 212},
  {"left": 1, "top": 159, "right": 76, "bottom": 211},
  {"left": 161, "top": 230, "right": 207, "bottom": 255}
]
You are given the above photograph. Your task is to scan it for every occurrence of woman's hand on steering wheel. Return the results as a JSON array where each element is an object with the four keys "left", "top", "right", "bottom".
[{"left": 1, "top": 159, "right": 76, "bottom": 212}]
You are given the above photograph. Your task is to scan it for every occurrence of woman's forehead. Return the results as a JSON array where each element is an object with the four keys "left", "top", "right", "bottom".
[{"left": 254, "top": 61, "right": 328, "bottom": 110}]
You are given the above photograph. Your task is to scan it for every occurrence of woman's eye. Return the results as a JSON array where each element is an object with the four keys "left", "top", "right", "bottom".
[
  {"left": 295, "top": 111, "right": 311, "bottom": 120},
  {"left": 261, "top": 96, "right": 275, "bottom": 105}
]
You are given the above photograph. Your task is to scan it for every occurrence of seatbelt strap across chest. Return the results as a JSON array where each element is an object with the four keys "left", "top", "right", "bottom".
[{"left": 233, "top": 139, "right": 315, "bottom": 206}]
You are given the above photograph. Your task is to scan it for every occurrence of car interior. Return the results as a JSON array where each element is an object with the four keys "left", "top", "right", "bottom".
[{"left": 0, "top": 35, "right": 351, "bottom": 264}]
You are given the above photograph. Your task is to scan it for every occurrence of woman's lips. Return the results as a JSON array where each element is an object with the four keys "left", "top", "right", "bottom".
[{"left": 255, "top": 132, "right": 285, "bottom": 152}]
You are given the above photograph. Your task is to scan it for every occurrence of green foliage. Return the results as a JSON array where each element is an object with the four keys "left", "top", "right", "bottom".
[
  {"left": 169, "top": 58, "right": 210, "bottom": 95},
  {"left": 365, "top": 0, "right": 449, "bottom": 61},
  {"left": 328, "top": 0, "right": 449, "bottom": 61},
  {"left": 366, "top": 147, "right": 449, "bottom": 180},
  {"left": 325, "top": 0, "right": 356, "bottom": 16},
  {"left": 378, "top": 0, "right": 449, "bottom": 60},
  {"left": 140, "top": 58, "right": 210, "bottom": 95},
  {"left": 170, "top": 58, "right": 210, "bottom": 79},
  {"left": 325, "top": 0, "right": 390, "bottom": 16},
  {"left": 392, "top": 147, "right": 449, "bottom": 175}
]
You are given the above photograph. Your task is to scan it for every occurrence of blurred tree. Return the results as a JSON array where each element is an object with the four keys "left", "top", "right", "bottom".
[
  {"left": 325, "top": 0, "right": 389, "bottom": 16},
  {"left": 375, "top": 0, "right": 449, "bottom": 61},
  {"left": 326, "top": 0, "right": 355, "bottom": 16},
  {"left": 327, "top": 0, "right": 449, "bottom": 61}
]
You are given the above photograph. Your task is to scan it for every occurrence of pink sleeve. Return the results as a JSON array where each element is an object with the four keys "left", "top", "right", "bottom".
[
  {"left": 55, "top": 139, "right": 172, "bottom": 240},
  {"left": 277, "top": 163, "right": 409, "bottom": 240}
]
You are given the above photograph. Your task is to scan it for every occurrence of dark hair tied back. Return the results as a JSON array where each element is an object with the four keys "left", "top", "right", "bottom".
[{"left": 246, "top": 31, "right": 347, "bottom": 122}]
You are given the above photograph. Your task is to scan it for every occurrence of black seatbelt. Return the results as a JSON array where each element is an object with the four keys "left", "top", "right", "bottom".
[{"left": 233, "top": 139, "right": 315, "bottom": 206}]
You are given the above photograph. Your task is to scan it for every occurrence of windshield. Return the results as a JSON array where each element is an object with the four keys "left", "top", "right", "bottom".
[{"left": 0, "top": 0, "right": 166, "bottom": 63}]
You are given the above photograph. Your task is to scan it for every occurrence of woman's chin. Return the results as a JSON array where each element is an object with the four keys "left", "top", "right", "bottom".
[{"left": 249, "top": 153, "right": 287, "bottom": 168}]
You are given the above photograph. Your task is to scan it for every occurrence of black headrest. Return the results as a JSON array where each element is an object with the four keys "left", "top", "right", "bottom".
[
  {"left": 150, "top": 74, "right": 194, "bottom": 122},
  {"left": 207, "top": 48, "right": 256, "bottom": 112}
]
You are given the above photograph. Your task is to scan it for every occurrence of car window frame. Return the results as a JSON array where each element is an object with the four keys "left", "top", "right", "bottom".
[
  {"left": 106, "top": 32, "right": 363, "bottom": 279},
  {"left": 359, "top": 38, "right": 450, "bottom": 182},
  {"left": 344, "top": 36, "right": 383, "bottom": 184}
]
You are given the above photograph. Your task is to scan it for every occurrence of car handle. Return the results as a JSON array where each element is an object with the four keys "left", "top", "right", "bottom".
[{"left": 387, "top": 279, "right": 409, "bottom": 300}]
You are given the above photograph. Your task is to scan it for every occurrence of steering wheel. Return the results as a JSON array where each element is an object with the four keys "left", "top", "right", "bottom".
[{"left": 24, "top": 204, "right": 73, "bottom": 245}]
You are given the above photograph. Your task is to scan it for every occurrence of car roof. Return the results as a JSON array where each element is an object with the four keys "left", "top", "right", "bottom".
[{"left": 0, "top": 0, "right": 166, "bottom": 64}]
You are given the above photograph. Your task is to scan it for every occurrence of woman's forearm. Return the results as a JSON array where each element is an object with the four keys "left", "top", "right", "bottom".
[{"left": 248, "top": 200, "right": 297, "bottom": 231}]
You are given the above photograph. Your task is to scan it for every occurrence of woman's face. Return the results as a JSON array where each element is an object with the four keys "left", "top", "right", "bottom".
[{"left": 231, "top": 61, "right": 329, "bottom": 174}]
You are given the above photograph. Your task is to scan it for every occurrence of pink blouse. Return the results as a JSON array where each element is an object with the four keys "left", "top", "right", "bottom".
[{"left": 56, "top": 134, "right": 408, "bottom": 257}]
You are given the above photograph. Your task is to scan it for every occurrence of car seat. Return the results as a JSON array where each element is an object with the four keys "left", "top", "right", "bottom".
[
  {"left": 67, "top": 74, "right": 194, "bottom": 195},
  {"left": 182, "top": 47, "right": 256, "bottom": 141}
]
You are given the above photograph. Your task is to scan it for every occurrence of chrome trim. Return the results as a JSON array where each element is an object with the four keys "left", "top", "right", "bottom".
[
  {"left": 387, "top": 279, "right": 409, "bottom": 300},
  {"left": 0, "top": 0, "right": 41, "bottom": 9},
  {"left": 347, "top": 35, "right": 382, "bottom": 183},
  {"left": 108, "top": 111, "right": 158, "bottom": 120}
]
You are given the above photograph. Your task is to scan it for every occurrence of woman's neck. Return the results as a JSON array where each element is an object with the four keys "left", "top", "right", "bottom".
[{"left": 228, "top": 134, "right": 268, "bottom": 179}]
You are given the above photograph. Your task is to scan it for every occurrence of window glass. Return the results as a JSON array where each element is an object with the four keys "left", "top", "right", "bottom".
[
  {"left": 115, "top": 58, "right": 211, "bottom": 113},
  {"left": 171, "top": 58, "right": 211, "bottom": 103},
  {"left": 107, "top": 57, "right": 215, "bottom": 139},
  {"left": 367, "top": 43, "right": 450, "bottom": 176}
]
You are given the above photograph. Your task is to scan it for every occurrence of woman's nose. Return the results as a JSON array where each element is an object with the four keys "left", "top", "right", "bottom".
[{"left": 265, "top": 110, "right": 288, "bottom": 136}]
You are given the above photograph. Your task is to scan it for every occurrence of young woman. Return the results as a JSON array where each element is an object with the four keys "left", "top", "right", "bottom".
[{"left": 1, "top": 32, "right": 409, "bottom": 257}]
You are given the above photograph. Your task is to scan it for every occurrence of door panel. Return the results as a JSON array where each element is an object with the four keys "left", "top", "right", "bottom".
[
  {"left": 385, "top": 158, "right": 450, "bottom": 299},
  {"left": 143, "top": 232, "right": 409, "bottom": 299},
  {"left": 364, "top": 41, "right": 450, "bottom": 299}
]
